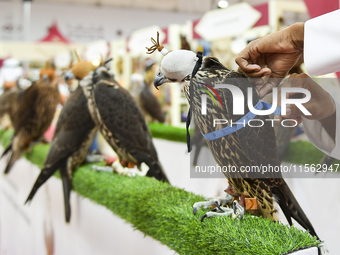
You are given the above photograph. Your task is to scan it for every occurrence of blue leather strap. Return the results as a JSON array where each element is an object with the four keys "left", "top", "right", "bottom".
[{"left": 202, "top": 101, "right": 281, "bottom": 141}]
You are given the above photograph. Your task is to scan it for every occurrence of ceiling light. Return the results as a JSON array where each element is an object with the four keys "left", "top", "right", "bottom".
[
  {"left": 92, "top": 59, "right": 100, "bottom": 67},
  {"left": 218, "top": 0, "right": 229, "bottom": 8}
]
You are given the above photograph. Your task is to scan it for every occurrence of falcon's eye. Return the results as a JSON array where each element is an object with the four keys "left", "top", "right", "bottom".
[{"left": 169, "top": 78, "right": 177, "bottom": 82}]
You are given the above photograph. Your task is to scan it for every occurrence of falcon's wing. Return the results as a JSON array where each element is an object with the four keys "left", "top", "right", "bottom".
[
  {"left": 193, "top": 70, "right": 281, "bottom": 173},
  {"left": 14, "top": 83, "right": 39, "bottom": 133},
  {"left": 44, "top": 85, "right": 96, "bottom": 168},
  {"left": 140, "top": 83, "right": 165, "bottom": 123},
  {"left": 93, "top": 79, "right": 156, "bottom": 158}
]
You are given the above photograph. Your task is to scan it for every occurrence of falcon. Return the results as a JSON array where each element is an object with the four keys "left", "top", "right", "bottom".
[
  {"left": 80, "top": 65, "right": 169, "bottom": 182},
  {"left": 0, "top": 87, "right": 24, "bottom": 129},
  {"left": 26, "top": 57, "right": 99, "bottom": 222},
  {"left": 147, "top": 35, "right": 318, "bottom": 238},
  {"left": 130, "top": 73, "right": 165, "bottom": 123},
  {"left": 2, "top": 68, "right": 60, "bottom": 174}
]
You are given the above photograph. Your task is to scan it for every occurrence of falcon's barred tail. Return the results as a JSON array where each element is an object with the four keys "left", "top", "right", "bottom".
[
  {"left": 146, "top": 160, "right": 169, "bottom": 183},
  {"left": 60, "top": 164, "right": 72, "bottom": 223},
  {"left": 25, "top": 159, "right": 65, "bottom": 203},
  {"left": 4, "top": 149, "right": 21, "bottom": 174},
  {"left": 274, "top": 184, "right": 319, "bottom": 239},
  {"left": 1, "top": 142, "right": 12, "bottom": 159},
  {"left": 133, "top": 152, "right": 169, "bottom": 182}
]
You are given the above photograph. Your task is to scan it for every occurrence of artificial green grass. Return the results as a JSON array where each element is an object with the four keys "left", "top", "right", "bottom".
[
  {"left": 285, "top": 140, "right": 340, "bottom": 167},
  {"left": 148, "top": 122, "right": 188, "bottom": 143},
  {"left": 0, "top": 128, "right": 321, "bottom": 254},
  {"left": 72, "top": 166, "right": 320, "bottom": 255}
]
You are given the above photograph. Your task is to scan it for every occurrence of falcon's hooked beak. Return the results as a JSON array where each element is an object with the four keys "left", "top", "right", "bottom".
[
  {"left": 153, "top": 69, "right": 169, "bottom": 90},
  {"left": 64, "top": 70, "right": 75, "bottom": 81}
]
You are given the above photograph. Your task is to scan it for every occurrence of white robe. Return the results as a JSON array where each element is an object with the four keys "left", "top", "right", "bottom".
[{"left": 303, "top": 9, "right": 340, "bottom": 159}]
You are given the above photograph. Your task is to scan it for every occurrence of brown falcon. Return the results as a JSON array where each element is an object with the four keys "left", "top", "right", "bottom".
[
  {"left": 80, "top": 65, "right": 169, "bottom": 182},
  {"left": 0, "top": 86, "right": 24, "bottom": 128},
  {"left": 2, "top": 70, "right": 60, "bottom": 174},
  {"left": 130, "top": 73, "right": 165, "bottom": 123},
  {"left": 149, "top": 40, "right": 318, "bottom": 238},
  {"left": 26, "top": 58, "right": 99, "bottom": 222}
]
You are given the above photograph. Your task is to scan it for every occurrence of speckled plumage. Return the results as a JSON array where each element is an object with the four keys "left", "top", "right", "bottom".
[
  {"left": 26, "top": 85, "right": 98, "bottom": 222},
  {"left": 2, "top": 79, "right": 60, "bottom": 174},
  {"left": 131, "top": 80, "right": 165, "bottom": 123},
  {"left": 156, "top": 56, "right": 317, "bottom": 238},
  {"left": 81, "top": 66, "right": 169, "bottom": 182},
  {"left": 183, "top": 59, "right": 283, "bottom": 218}
]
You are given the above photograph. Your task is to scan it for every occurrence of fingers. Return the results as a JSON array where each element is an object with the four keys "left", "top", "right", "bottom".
[
  {"left": 277, "top": 73, "right": 307, "bottom": 106},
  {"left": 237, "top": 64, "right": 271, "bottom": 79},
  {"left": 236, "top": 40, "right": 265, "bottom": 76},
  {"left": 281, "top": 103, "right": 307, "bottom": 120},
  {"left": 257, "top": 83, "right": 274, "bottom": 99},
  {"left": 235, "top": 58, "right": 261, "bottom": 72}
]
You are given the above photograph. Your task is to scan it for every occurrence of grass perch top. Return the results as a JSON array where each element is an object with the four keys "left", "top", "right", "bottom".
[{"left": 0, "top": 128, "right": 320, "bottom": 254}]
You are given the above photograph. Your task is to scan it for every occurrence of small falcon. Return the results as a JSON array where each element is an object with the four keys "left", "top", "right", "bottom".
[
  {"left": 147, "top": 33, "right": 318, "bottom": 239},
  {"left": 80, "top": 64, "right": 169, "bottom": 182},
  {"left": 2, "top": 66, "right": 60, "bottom": 174},
  {"left": 130, "top": 73, "right": 165, "bottom": 123},
  {"left": 0, "top": 86, "right": 24, "bottom": 129},
  {"left": 26, "top": 56, "right": 99, "bottom": 222}
]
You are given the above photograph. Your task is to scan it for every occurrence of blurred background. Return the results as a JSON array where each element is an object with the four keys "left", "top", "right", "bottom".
[
  {"left": 0, "top": 0, "right": 320, "bottom": 128},
  {"left": 0, "top": 0, "right": 340, "bottom": 254}
]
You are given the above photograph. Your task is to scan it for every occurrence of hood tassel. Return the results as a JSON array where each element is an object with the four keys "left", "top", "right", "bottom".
[
  {"left": 186, "top": 51, "right": 203, "bottom": 153},
  {"left": 146, "top": 31, "right": 169, "bottom": 56}
]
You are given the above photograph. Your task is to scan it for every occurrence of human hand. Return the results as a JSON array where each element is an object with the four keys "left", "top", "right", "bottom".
[
  {"left": 278, "top": 73, "right": 336, "bottom": 140},
  {"left": 236, "top": 22, "right": 304, "bottom": 98}
]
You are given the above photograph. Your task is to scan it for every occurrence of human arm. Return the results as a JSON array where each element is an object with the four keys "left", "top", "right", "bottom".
[
  {"left": 237, "top": 9, "right": 340, "bottom": 95},
  {"left": 279, "top": 73, "right": 340, "bottom": 158},
  {"left": 235, "top": 22, "right": 304, "bottom": 98},
  {"left": 304, "top": 9, "right": 340, "bottom": 75}
]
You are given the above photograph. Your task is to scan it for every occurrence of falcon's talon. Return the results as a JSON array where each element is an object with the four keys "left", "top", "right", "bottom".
[
  {"left": 212, "top": 206, "right": 230, "bottom": 213},
  {"left": 193, "top": 192, "right": 234, "bottom": 215},
  {"left": 92, "top": 161, "right": 150, "bottom": 178},
  {"left": 201, "top": 209, "right": 234, "bottom": 221},
  {"left": 201, "top": 213, "right": 208, "bottom": 222},
  {"left": 232, "top": 212, "right": 240, "bottom": 219},
  {"left": 91, "top": 165, "right": 113, "bottom": 172},
  {"left": 233, "top": 200, "right": 245, "bottom": 219},
  {"left": 214, "top": 201, "right": 225, "bottom": 212},
  {"left": 85, "top": 154, "right": 107, "bottom": 163}
]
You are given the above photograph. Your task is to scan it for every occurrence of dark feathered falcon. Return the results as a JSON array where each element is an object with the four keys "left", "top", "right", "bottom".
[
  {"left": 80, "top": 65, "right": 169, "bottom": 182},
  {"left": 149, "top": 38, "right": 318, "bottom": 238},
  {"left": 26, "top": 58, "right": 98, "bottom": 222},
  {"left": 130, "top": 73, "right": 165, "bottom": 123},
  {"left": 0, "top": 87, "right": 25, "bottom": 128},
  {"left": 2, "top": 74, "right": 60, "bottom": 174},
  {"left": 26, "top": 86, "right": 97, "bottom": 222}
]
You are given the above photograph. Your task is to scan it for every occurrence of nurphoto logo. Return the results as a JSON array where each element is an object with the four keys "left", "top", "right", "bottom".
[{"left": 200, "top": 84, "right": 312, "bottom": 128}]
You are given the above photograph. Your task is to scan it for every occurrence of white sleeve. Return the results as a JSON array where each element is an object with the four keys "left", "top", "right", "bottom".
[
  {"left": 304, "top": 9, "right": 340, "bottom": 76},
  {"left": 302, "top": 99, "right": 340, "bottom": 159}
]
